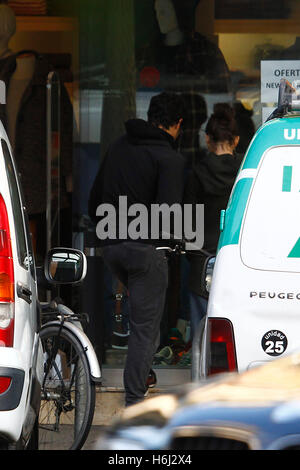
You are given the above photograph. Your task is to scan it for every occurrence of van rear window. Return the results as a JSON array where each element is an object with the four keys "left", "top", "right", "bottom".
[{"left": 241, "top": 146, "right": 300, "bottom": 272}]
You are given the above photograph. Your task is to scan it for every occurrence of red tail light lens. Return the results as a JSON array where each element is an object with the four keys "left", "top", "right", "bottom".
[
  {"left": 207, "top": 318, "right": 237, "bottom": 376},
  {"left": 0, "top": 377, "right": 11, "bottom": 394},
  {"left": 0, "top": 194, "right": 14, "bottom": 347}
]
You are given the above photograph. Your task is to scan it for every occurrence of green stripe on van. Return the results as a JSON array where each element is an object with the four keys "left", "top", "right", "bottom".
[
  {"left": 242, "top": 117, "right": 300, "bottom": 170},
  {"left": 217, "top": 178, "right": 253, "bottom": 252},
  {"left": 288, "top": 237, "right": 300, "bottom": 258},
  {"left": 282, "top": 166, "right": 292, "bottom": 192}
]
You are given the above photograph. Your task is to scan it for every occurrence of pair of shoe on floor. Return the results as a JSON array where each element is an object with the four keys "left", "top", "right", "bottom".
[
  {"left": 153, "top": 345, "right": 173, "bottom": 365},
  {"left": 153, "top": 328, "right": 191, "bottom": 366},
  {"left": 152, "top": 328, "right": 184, "bottom": 365}
]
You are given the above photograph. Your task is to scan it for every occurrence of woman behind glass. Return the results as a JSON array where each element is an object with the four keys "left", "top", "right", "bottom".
[{"left": 184, "top": 103, "right": 244, "bottom": 339}]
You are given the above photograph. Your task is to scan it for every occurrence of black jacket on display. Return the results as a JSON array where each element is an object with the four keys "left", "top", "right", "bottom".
[
  {"left": 88, "top": 118, "right": 185, "bottom": 246},
  {"left": 184, "top": 151, "right": 243, "bottom": 295}
]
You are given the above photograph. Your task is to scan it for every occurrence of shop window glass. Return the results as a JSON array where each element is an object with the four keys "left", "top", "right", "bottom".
[
  {"left": 71, "top": 0, "right": 300, "bottom": 369},
  {"left": 73, "top": 0, "right": 247, "bottom": 368}
]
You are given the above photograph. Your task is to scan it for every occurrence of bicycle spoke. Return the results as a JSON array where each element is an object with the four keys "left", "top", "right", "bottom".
[{"left": 38, "top": 325, "right": 95, "bottom": 450}]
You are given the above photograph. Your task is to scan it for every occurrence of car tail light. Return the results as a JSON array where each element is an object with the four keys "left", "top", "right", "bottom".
[
  {"left": 207, "top": 318, "right": 237, "bottom": 376},
  {"left": 0, "top": 194, "right": 14, "bottom": 347},
  {"left": 0, "top": 377, "right": 11, "bottom": 394}
]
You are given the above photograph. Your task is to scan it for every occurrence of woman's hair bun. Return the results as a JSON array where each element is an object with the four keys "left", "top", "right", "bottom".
[
  {"left": 206, "top": 102, "right": 238, "bottom": 144},
  {"left": 213, "top": 103, "right": 235, "bottom": 121}
]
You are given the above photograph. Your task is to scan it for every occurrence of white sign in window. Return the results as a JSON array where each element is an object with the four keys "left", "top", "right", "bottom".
[{"left": 261, "top": 60, "right": 300, "bottom": 104}]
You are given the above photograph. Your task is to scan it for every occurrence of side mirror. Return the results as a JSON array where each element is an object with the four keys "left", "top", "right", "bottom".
[
  {"left": 200, "top": 256, "right": 216, "bottom": 298},
  {"left": 44, "top": 248, "right": 87, "bottom": 285}
]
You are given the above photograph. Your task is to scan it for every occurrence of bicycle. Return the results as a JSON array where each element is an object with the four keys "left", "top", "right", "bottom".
[{"left": 38, "top": 299, "right": 102, "bottom": 450}]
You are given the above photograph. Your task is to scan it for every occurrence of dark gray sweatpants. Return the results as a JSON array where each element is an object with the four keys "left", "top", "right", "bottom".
[{"left": 102, "top": 242, "right": 168, "bottom": 406}]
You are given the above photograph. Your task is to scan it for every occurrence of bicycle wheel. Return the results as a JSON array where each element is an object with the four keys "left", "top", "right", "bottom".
[{"left": 38, "top": 324, "right": 96, "bottom": 450}]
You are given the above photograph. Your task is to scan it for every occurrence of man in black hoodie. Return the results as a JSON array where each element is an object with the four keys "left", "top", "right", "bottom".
[{"left": 89, "top": 92, "right": 185, "bottom": 406}]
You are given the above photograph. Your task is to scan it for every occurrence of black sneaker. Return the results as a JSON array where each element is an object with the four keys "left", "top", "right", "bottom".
[
  {"left": 147, "top": 369, "right": 157, "bottom": 388},
  {"left": 144, "top": 369, "right": 157, "bottom": 397}
]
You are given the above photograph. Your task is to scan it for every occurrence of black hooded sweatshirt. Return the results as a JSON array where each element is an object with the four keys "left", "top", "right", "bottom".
[
  {"left": 88, "top": 119, "right": 185, "bottom": 246},
  {"left": 184, "top": 151, "right": 243, "bottom": 295}
]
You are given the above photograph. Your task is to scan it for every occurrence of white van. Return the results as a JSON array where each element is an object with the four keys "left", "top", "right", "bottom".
[
  {"left": 0, "top": 119, "right": 43, "bottom": 448},
  {"left": 199, "top": 79, "right": 300, "bottom": 377}
]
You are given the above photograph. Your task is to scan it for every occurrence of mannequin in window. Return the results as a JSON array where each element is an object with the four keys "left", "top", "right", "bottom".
[
  {"left": 154, "top": 0, "right": 184, "bottom": 47},
  {"left": 0, "top": 3, "right": 14, "bottom": 60},
  {"left": 0, "top": 4, "right": 73, "bottom": 262},
  {"left": 0, "top": 6, "right": 36, "bottom": 152},
  {"left": 155, "top": 0, "right": 231, "bottom": 93},
  {"left": 279, "top": 37, "right": 300, "bottom": 59},
  {"left": 6, "top": 52, "right": 35, "bottom": 153}
]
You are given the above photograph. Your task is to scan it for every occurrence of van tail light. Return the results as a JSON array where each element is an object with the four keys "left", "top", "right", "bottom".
[
  {"left": 0, "top": 377, "right": 11, "bottom": 394},
  {"left": 0, "top": 194, "right": 14, "bottom": 347},
  {"left": 207, "top": 318, "right": 237, "bottom": 376}
]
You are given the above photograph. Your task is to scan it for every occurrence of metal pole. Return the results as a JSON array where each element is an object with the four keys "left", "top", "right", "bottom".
[
  {"left": 46, "top": 71, "right": 61, "bottom": 253},
  {"left": 46, "top": 74, "right": 52, "bottom": 255}
]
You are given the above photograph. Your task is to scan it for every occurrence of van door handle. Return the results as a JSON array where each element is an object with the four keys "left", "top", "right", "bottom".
[{"left": 17, "top": 282, "right": 32, "bottom": 304}]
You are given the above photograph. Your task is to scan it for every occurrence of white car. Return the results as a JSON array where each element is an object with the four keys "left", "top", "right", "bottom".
[
  {"left": 0, "top": 118, "right": 43, "bottom": 449},
  {"left": 199, "top": 79, "right": 300, "bottom": 378},
  {"left": 0, "top": 80, "right": 92, "bottom": 450}
]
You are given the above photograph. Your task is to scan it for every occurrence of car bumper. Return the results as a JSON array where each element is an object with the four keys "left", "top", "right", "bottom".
[{"left": 0, "top": 347, "right": 30, "bottom": 443}]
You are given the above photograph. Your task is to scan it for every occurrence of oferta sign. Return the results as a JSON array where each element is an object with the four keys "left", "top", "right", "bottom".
[{"left": 261, "top": 60, "right": 300, "bottom": 103}]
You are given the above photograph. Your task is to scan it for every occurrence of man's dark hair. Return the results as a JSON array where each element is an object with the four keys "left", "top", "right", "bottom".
[{"left": 147, "top": 92, "right": 186, "bottom": 129}]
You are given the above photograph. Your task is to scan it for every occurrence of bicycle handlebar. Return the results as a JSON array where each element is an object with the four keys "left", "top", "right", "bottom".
[
  {"left": 156, "top": 245, "right": 185, "bottom": 254},
  {"left": 156, "top": 241, "right": 212, "bottom": 257}
]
